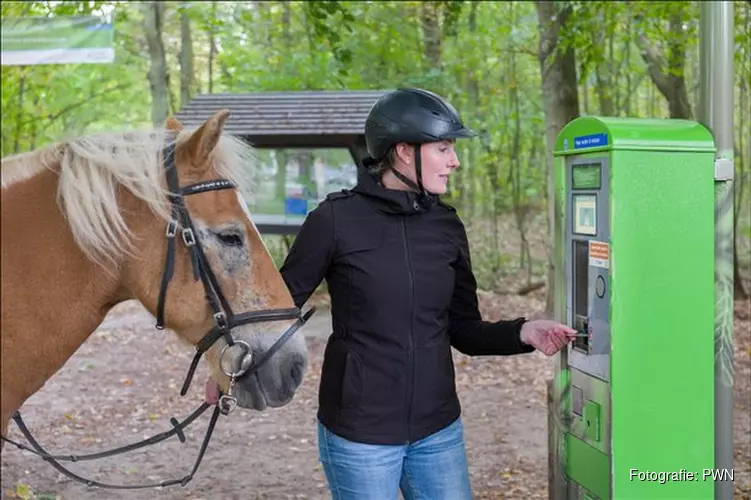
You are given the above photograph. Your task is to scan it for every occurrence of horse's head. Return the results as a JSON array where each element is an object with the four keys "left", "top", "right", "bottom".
[{"left": 120, "top": 110, "right": 308, "bottom": 411}]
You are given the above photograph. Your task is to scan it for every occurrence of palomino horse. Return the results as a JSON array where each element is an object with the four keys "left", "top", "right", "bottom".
[{"left": 1, "top": 110, "right": 310, "bottom": 465}]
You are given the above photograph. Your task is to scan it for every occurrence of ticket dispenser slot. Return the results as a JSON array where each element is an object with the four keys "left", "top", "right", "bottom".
[{"left": 572, "top": 239, "right": 590, "bottom": 353}]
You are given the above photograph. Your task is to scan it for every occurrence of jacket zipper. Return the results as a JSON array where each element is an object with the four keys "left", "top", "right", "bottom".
[{"left": 401, "top": 216, "right": 415, "bottom": 443}]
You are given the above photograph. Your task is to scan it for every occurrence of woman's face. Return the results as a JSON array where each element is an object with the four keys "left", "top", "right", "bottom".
[{"left": 395, "top": 140, "right": 460, "bottom": 195}]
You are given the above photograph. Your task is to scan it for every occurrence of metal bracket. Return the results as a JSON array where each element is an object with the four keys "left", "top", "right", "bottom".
[{"left": 714, "top": 158, "right": 734, "bottom": 181}]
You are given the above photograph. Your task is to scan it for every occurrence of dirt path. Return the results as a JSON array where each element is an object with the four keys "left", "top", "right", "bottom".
[{"left": 2, "top": 294, "right": 749, "bottom": 500}]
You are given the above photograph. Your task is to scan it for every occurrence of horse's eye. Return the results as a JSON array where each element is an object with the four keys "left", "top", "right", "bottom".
[{"left": 216, "top": 231, "right": 244, "bottom": 247}]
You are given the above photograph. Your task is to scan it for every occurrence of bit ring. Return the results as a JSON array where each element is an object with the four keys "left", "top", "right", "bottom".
[{"left": 219, "top": 340, "right": 252, "bottom": 378}]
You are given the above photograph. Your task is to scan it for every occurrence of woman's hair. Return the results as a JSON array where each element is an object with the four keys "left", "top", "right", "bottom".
[{"left": 367, "top": 146, "right": 398, "bottom": 177}]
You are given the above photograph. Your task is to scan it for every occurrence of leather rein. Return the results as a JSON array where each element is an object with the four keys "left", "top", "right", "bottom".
[{"left": 1, "top": 139, "right": 315, "bottom": 489}]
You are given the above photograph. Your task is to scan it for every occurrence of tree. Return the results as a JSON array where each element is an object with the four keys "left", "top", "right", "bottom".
[
  {"left": 536, "top": 1, "right": 580, "bottom": 314},
  {"left": 141, "top": 2, "right": 170, "bottom": 126},
  {"left": 634, "top": 2, "right": 695, "bottom": 119},
  {"left": 178, "top": 2, "right": 195, "bottom": 108}
]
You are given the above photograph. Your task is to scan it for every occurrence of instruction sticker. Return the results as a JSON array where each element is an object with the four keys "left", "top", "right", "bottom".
[{"left": 589, "top": 241, "right": 610, "bottom": 269}]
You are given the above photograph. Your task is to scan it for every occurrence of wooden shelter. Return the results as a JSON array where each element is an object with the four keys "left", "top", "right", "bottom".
[{"left": 175, "top": 90, "right": 390, "bottom": 234}]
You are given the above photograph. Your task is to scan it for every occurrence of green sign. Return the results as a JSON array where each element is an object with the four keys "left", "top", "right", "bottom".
[{"left": 1, "top": 16, "right": 114, "bottom": 66}]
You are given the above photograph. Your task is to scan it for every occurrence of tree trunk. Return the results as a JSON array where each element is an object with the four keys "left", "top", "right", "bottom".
[
  {"left": 142, "top": 2, "right": 170, "bottom": 127},
  {"left": 275, "top": 150, "right": 288, "bottom": 203},
  {"left": 582, "top": 77, "right": 590, "bottom": 115},
  {"left": 593, "top": 7, "right": 614, "bottom": 116},
  {"left": 463, "top": 1, "right": 480, "bottom": 217},
  {"left": 536, "top": 1, "right": 580, "bottom": 315},
  {"left": 208, "top": 1, "right": 217, "bottom": 94},
  {"left": 29, "top": 92, "right": 39, "bottom": 150},
  {"left": 734, "top": 75, "right": 748, "bottom": 299},
  {"left": 637, "top": 12, "right": 693, "bottom": 119},
  {"left": 179, "top": 2, "right": 195, "bottom": 109},
  {"left": 13, "top": 71, "right": 26, "bottom": 154},
  {"left": 622, "top": 13, "right": 633, "bottom": 116},
  {"left": 508, "top": 2, "right": 530, "bottom": 278},
  {"left": 421, "top": 2, "right": 442, "bottom": 71},
  {"left": 282, "top": 1, "right": 291, "bottom": 49}
]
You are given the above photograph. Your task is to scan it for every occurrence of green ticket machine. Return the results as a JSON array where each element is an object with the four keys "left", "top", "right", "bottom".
[{"left": 547, "top": 117, "right": 716, "bottom": 499}]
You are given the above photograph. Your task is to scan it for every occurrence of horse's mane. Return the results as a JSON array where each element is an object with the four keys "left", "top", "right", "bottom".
[{"left": 2, "top": 127, "right": 256, "bottom": 266}]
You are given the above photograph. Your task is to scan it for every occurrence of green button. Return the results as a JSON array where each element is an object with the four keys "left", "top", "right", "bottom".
[{"left": 583, "top": 401, "right": 601, "bottom": 442}]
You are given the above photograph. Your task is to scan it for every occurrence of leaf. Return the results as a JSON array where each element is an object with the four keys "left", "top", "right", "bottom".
[{"left": 14, "top": 483, "right": 33, "bottom": 500}]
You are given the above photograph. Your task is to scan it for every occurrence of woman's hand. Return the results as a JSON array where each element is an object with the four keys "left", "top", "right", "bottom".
[{"left": 520, "top": 320, "right": 577, "bottom": 356}]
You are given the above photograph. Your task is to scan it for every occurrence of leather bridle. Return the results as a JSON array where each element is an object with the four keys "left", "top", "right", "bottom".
[
  {"left": 1, "top": 139, "right": 315, "bottom": 489},
  {"left": 154, "top": 139, "right": 314, "bottom": 413}
]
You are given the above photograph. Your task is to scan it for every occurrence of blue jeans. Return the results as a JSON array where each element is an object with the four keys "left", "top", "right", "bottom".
[{"left": 317, "top": 417, "right": 473, "bottom": 500}]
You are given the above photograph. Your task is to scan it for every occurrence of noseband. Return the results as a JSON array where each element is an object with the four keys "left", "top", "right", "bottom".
[
  {"left": 154, "top": 140, "right": 314, "bottom": 414},
  {"left": 1, "top": 139, "right": 315, "bottom": 490}
]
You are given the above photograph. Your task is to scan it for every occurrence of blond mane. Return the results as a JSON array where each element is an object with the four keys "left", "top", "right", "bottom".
[{"left": 2, "top": 127, "right": 257, "bottom": 266}]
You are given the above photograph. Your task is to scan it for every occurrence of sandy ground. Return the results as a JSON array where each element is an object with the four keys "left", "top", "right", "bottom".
[{"left": 1, "top": 290, "right": 749, "bottom": 500}]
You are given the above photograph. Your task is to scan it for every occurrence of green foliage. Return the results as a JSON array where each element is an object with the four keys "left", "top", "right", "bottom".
[
  {"left": 304, "top": 1, "right": 355, "bottom": 74},
  {"left": 1, "top": 2, "right": 151, "bottom": 156},
  {"left": 1, "top": 0, "right": 749, "bottom": 290}
]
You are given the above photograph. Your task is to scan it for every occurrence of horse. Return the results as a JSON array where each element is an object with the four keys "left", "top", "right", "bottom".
[{"left": 0, "top": 110, "right": 311, "bottom": 448}]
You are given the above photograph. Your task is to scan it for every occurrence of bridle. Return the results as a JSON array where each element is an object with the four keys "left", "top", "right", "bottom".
[
  {"left": 1, "top": 139, "right": 315, "bottom": 489},
  {"left": 154, "top": 139, "right": 314, "bottom": 413}
]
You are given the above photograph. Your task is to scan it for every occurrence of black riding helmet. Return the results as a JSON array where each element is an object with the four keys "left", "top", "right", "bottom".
[{"left": 364, "top": 88, "right": 475, "bottom": 195}]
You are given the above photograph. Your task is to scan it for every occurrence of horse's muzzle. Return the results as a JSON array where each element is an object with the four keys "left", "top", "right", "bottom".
[{"left": 231, "top": 348, "right": 307, "bottom": 411}]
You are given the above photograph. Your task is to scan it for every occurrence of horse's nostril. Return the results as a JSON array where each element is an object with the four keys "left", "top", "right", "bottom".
[
  {"left": 239, "top": 352, "right": 254, "bottom": 374},
  {"left": 287, "top": 354, "right": 306, "bottom": 388}
]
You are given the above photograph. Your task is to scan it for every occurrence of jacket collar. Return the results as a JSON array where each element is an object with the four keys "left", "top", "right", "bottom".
[{"left": 351, "top": 166, "right": 438, "bottom": 215}]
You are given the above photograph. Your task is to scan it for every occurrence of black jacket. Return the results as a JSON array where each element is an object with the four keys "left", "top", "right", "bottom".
[{"left": 280, "top": 169, "right": 534, "bottom": 445}]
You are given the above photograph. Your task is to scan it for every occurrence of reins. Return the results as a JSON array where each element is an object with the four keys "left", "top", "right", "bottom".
[
  {"left": 1, "top": 137, "right": 315, "bottom": 489},
  {"left": 3, "top": 404, "right": 218, "bottom": 489}
]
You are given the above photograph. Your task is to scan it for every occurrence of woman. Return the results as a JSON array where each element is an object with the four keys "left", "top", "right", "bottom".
[{"left": 279, "top": 88, "right": 575, "bottom": 499}]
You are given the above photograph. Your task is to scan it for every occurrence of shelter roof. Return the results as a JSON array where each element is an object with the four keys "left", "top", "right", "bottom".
[{"left": 174, "top": 90, "right": 391, "bottom": 148}]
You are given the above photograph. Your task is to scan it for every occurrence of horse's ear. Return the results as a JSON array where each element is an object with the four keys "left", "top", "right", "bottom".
[
  {"left": 183, "top": 109, "right": 230, "bottom": 171},
  {"left": 165, "top": 116, "right": 184, "bottom": 131}
]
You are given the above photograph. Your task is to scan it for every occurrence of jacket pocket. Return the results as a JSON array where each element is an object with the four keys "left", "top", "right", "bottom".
[
  {"left": 319, "top": 338, "right": 363, "bottom": 411},
  {"left": 413, "top": 342, "right": 456, "bottom": 420},
  {"left": 340, "top": 349, "right": 363, "bottom": 409}
]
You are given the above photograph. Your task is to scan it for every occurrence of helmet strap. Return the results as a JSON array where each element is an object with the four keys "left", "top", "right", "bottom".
[
  {"left": 414, "top": 145, "right": 425, "bottom": 194},
  {"left": 389, "top": 144, "right": 425, "bottom": 194}
]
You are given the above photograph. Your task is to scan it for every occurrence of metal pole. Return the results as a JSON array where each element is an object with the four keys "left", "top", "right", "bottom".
[
  {"left": 699, "top": 2, "right": 736, "bottom": 156},
  {"left": 698, "top": 3, "right": 735, "bottom": 500}
]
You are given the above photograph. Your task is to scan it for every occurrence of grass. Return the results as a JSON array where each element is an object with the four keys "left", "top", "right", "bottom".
[{"left": 4, "top": 482, "right": 60, "bottom": 500}]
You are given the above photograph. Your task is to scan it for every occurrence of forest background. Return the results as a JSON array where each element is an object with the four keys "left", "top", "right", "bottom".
[
  {"left": 1, "top": 2, "right": 750, "bottom": 498},
  {"left": 2, "top": 0, "right": 750, "bottom": 303}
]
